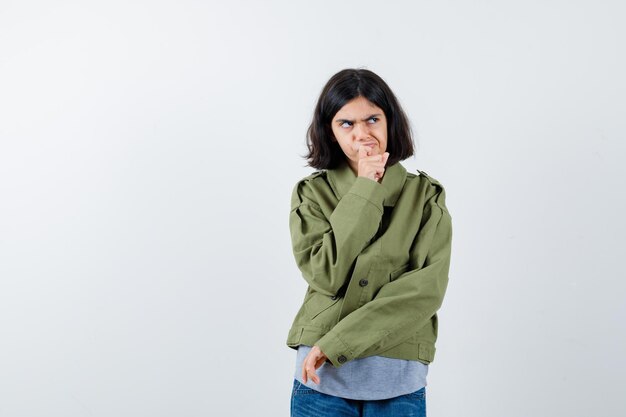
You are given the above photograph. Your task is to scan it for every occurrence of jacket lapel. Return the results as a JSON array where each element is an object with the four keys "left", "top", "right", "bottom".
[{"left": 326, "top": 158, "right": 407, "bottom": 207}]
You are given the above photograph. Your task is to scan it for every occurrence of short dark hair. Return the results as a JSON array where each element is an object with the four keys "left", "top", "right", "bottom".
[{"left": 303, "top": 68, "right": 415, "bottom": 169}]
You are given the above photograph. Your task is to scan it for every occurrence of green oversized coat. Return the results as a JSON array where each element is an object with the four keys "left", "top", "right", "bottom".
[{"left": 286, "top": 157, "right": 453, "bottom": 368}]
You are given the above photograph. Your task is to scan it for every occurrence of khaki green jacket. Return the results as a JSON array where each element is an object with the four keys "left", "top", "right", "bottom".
[{"left": 285, "top": 157, "right": 453, "bottom": 368}]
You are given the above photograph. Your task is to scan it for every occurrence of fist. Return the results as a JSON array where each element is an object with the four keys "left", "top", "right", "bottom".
[{"left": 357, "top": 144, "right": 389, "bottom": 182}]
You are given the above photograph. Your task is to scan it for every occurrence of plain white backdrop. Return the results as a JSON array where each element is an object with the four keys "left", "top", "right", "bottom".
[{"left": 1, "top": 1, "right": 624, "bottom": 416}]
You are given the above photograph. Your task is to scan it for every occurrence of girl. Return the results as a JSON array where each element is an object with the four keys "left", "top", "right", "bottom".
[{"left": 286, "top": 68, "right": 453, "bottom": 417}]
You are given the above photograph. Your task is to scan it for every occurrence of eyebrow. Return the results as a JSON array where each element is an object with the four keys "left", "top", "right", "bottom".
[{"left": 335, "top": 113, "right": 383, "bottom": 123}]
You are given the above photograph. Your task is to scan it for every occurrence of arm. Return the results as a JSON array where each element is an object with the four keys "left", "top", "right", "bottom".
[
  {"left": 315, "top": 186, "right": 453, "bottom": 367},
  {"left": 289, "top": 176, "right": 386, "bottom": 296}
]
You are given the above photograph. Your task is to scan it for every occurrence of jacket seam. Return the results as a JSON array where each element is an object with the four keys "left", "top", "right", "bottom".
[
  {"left": 329, "top": 331, "right": 355, "bottom": 358},
  {"left": 345, "top": 192, "right": 384, "bottom": 215},
  {"left": 291, "top": 201, "right": 324, "bottom": 215},
  {"left": 292, "top": 322, "right": 333, "bottom": 331}
]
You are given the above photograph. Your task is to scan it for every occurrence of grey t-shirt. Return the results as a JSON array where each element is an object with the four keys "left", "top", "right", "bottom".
[{"left": 294, "top": 344, "right": 428, "bottom": 400}]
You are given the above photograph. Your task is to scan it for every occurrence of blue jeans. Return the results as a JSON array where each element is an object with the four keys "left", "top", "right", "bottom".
[{"left": 290, "top": 379, "right": 426, "bottom": 417}]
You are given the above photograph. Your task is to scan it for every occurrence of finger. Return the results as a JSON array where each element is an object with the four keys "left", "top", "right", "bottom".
[
  {"left": 303, "top": 358, "right": 318, "bottom": 384},
  {"left": 358, "top": 144, "right": 369, "bottom": 159},
  {"left": 315, "top": 356, "right": 326, "bottom": 369},
  {"left": 302, "top": 357, "right": 311, "bottom": 383},
  {"left": 302, "top": 354, "right": 321, "bottom": 385},
  {"left": 309, "top": 369, "right": 320, "bottom": 384},
  {"left": 304, "top": 365, "right": 315, "bottom": 383}
]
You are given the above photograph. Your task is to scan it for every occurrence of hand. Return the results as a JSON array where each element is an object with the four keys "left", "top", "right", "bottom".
[
  {"left": 302, "top": 345, "right": 328, "bottom": 385},
  {"left": 357, "top": 144, "right": 389, "bottom": 183}
]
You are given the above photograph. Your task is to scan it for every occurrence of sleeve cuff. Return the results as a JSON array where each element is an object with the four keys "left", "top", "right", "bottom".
[
  {"left": 347, "top": 177, "right": 386, "bottom": 211},
  {"left": 315, "top": 331, "right": 354, "bottom": 368}
]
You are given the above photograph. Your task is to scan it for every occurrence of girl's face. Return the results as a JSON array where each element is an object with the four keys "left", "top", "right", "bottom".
[{"left": 330, "top": 96, "right": 388, "bottom": 173}]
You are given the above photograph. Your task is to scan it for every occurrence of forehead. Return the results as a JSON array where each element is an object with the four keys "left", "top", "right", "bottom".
[{"left": 333, "top": 97, "right": 384, "bottom": 119}]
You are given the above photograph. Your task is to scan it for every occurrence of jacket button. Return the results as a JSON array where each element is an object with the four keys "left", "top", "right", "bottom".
[
  {"left": 359, "top": 279, "right": 368, "bottom": 287},
  {"left": 337, "top": 355, "right": 347, "bottom": 363}
]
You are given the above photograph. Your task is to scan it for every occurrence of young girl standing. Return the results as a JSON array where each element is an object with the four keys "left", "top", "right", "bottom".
[{"left": 287, "top": 68, "right": 453, "bottom": 417}]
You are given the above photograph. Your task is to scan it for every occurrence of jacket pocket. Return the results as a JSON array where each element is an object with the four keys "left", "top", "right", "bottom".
[
  {"left": 304, "top": 290, "right": 341, "bottom": 320},
  {"left": 389, "top": 263, "right": 410, "bottom": 282}
]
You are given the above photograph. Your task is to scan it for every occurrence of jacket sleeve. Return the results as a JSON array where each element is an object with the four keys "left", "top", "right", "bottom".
[
  {"left": 315, "top": 185, "right": 453, "bottom": 368},
  {"left": 289, "top": 176, "right": 387, "bottom": 296}
]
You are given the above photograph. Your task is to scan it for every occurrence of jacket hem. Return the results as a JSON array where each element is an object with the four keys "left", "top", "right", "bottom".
[{"left": 286, "top": 324, "right": 436, "bottom": 365}]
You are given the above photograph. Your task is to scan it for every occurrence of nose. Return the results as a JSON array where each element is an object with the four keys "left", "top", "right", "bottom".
[{"left": 352, "top": 121, "right": 371, "bottom": 140}]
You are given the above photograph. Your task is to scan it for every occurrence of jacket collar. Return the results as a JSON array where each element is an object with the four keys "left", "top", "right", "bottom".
[{"left": 326, "top": 158, "right": 407, "bottom": 207}]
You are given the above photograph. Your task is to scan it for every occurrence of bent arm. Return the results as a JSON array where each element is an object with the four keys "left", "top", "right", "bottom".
[{"left": 290, "top": 176, "right": 386, "bottom": 296}]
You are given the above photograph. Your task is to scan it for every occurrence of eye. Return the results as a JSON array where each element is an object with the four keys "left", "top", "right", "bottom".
[
  {"left": 368, "top": 117, "right": 379, "bottom": 123},
  {"left": 340, "top": 121, "right": 353, "bottom": 128}
]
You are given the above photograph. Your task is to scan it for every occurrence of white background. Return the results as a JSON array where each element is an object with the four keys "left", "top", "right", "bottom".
[{"left": 1, "top": 1, "right": 624, "bottom": 416}]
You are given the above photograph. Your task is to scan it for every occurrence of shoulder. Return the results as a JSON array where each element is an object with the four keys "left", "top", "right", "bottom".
[
  {"left": 301, "top": 169, "right": 326, "bottom": 183},
  {"left": 417, "top": 169, "right": 445, "bottom": 189},
  {"left": 405, "top": 169, "right": 449, "bottom": 214},
  {"left": 290, "top": 170, "right": 327, "bottom": 207},
  {"left": 405, "top": 168, "right": 445, "bottom": 192}
]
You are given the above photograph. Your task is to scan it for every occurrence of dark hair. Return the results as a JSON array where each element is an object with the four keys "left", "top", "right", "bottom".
[{"left": 303, "top": 68, "right": 415, "bottom": 169}]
